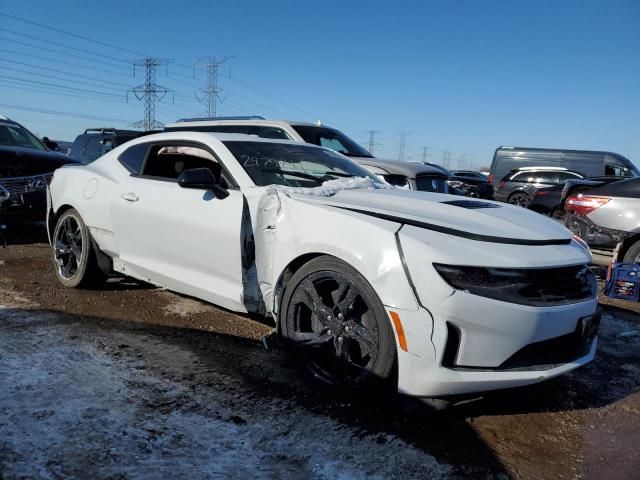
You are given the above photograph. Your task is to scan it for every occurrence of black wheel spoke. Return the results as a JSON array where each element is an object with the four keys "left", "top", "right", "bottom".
[
  {"left": 336, "top": 281, "right": 358, "bottom": 312},
  {"left": 345, "top": 321, "right": 377, "bottom": 357}
]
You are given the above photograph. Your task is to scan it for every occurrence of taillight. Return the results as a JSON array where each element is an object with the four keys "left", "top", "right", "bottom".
[
  {"left": 534, "top": 190, "right": 547, "bottom": 197},
  {"left": 488, "top": 174, "right": 494, "bottom": 184},
  {"left": 565, "top": 195, "right": 611, "bottom": 216},
  {"left": 498, "top": 180, "right": 505, "bottom": 190}
]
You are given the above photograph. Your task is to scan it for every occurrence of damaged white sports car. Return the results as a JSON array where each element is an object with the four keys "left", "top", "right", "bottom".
[{"left": 48, "top": 132, "right": 600, "bottom": 398}]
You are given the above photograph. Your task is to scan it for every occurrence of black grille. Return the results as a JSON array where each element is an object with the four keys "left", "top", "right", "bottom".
[
  {"left": 0, "top": 174, "right": 52, "bottom": 195},
  {"left": 441, "top": 199, "right": 501, "bottom": 209},
  {"left": 415, "top": 174, "right": 447, "bottom": 193},
  {"left": 516, "top": 265, "right": 597, "bottom": 306}
]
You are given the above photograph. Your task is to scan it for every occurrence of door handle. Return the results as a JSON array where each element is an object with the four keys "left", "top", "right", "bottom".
[{"left": 120, "top": 192, "right": 139, "bottom": 202}]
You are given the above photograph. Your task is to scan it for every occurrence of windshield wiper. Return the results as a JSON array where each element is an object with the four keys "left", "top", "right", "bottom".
[{"left": 262, "top": 169, "right": 323, "bottom": 184}]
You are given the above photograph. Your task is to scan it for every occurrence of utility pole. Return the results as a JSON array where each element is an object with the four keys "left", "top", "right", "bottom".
[
  {"left": 398, "top": 132, "right": 408, "bottom": 161},
  {"left": 128, "top": 58, "right": 173, "bottom": 130},
  {"left": 194, "top": 57, "right": 231, "bottom": 117},
  {"left": 366, "top": 130, "right": 379, "bottom": 155},
  {"left": 421, "top": 146, "right": 430, "bottom": 163}
]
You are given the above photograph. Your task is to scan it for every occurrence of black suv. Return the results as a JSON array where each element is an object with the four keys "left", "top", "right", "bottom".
[
  {"left": 0, "top": 115, "right": 76, "bottom": 221},
  {"left": 494, "top": 167, "right": 583, "bottom": 207},
  {"left": 70, "top": 128, "right": 152, "bottom": 164}
]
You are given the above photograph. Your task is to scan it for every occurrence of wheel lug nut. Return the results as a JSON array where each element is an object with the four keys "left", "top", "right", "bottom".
[
  {"left": 327, "top": 315, "right": 331, "bottom": 321},
  {"left": 327, "top": 330, "right": 332, "bottom": 335},
  {"left": 337, "top": 337, "right": 343, "bottom": 342},
  {"left": 337, "top": 313, "right": 343, "bottom": 319},
  {"left": 344, "top": 326, "right": 349, "bottom": 332}
]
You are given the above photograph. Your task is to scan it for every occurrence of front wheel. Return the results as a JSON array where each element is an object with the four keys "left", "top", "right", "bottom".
[
  {"left": 52, "top": 208, "right": 102, "bottom": 288},
  {"left": 280, "top": 256, "right": 396, "bottom": 388}
]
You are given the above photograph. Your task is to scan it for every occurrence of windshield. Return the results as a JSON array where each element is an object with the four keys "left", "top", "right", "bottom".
[
  {"left": 223, "top": 141, "right": 381, "bottom": 187},
  {"left": 292, "top": 125, "right": 373, "bottom": 158},
  {"left": 0, "top": 122, "right": 47, "bottom": 151}
]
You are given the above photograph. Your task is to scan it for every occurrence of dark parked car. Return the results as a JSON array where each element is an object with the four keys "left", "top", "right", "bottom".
[
  {"left": 449, "top": 170, "right": 494, "bottom": 199},
  {"left": 0, "top": 115, "right": 76, "bottom": 221},
  {"left": 70, "top": 128, "right": 151, "bottom": 164},
  {"left": 489, "top": 146, "right": 638, "bottom": 189},
  {"left": 495, "top": 167, "right": 583, "bottom": 207},
  {"left": 528, "top": 176, "right": 622, "bottom": 218}
]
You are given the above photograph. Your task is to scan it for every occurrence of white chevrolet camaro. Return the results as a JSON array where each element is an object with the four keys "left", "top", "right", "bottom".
[{"left": 48, "top": 131, "right": 600, "bottom": 398}]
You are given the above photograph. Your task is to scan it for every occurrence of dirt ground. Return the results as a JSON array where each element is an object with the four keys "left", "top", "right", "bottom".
[{"left": 1, "top": 225, "right": 639, "bottom": 479}]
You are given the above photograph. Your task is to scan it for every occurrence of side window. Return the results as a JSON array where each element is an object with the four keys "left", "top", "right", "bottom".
[
  {"left": 557, "top": 172, "right": 582, "bottom": 181},
  {"left": 536, "top": 172, "right": 560, "bottom": 184},
  {"left": 139, "top": 143, "right": 227, "bottom": 187},
  {"left": 85, "top": 137, "right": 103, "bottom": 161},
  {"left": 101, "top": 138, "right": 114, "bottom": 155},
  {"left": 118, "top": 143, "right": 149, "bottom": 174},
  {"left": 209, "top": 125, "right": 253, "bottom": 135},
  {"left": 256, "top": 126, "right": 290, "bottom": 140},
  {"left": 605, "top": 164, "right": 631, "bottom": 177},
  {"left": 319, "top": 136, "right": 349, "bottom": 153}
]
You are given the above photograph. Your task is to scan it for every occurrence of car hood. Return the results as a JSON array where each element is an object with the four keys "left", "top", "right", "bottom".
[
  {"left": 0, "top": 146, "right": 76, "bottom": 177},
  {"left": 347, "top": 156, "right": 447, "bottom": 178},
  {"left": 290, "top": 188, "right": 573, "bottom": 243}
]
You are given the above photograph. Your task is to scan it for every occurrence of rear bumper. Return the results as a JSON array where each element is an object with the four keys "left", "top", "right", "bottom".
[{"left": 566, "top": 213, "right": 629, "bottom": 249}]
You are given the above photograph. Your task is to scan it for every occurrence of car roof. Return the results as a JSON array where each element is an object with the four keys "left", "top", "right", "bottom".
[
  {"left": 165, "top": 118, "right": 326, "bottom": 129},
  {"left": 128, "top": 130, "right": 313, "bottom": 145},
  {"left": 514, "top": 166, "right": 569, "bottom": 171}
]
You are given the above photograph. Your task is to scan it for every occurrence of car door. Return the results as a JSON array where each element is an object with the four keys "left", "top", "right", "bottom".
[{"left": 111, "top": 140, "right": 247, "bottom": 312}]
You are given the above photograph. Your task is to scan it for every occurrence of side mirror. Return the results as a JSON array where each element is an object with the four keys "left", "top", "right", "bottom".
[{"left": 178, "top": 168, "right": 229, "bottom": 199}]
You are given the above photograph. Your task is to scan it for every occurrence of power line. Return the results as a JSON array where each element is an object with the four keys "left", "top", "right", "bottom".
[
  {"left": 0, "top": 74, "right": 123, "bottom": 98},
  {"left": 0, "top": 11, "right": 148, "bottom": 57},
  {"left": 421, "top": 146, "right": 430, "bottom": 162},
  {"left": 0, "top": 47, "right": 133, "bottom": 78},
  {"left": 0, "top": 64, "right": 124, "bottom": 94},
  {"left": 0, "top": 57, "right": 132, "bottom": 88},
  {"left": 0, "top": 36, "right": 130, "bottom": 70},
  {"left": 0, "top": 28, "right": 130, "bottom": 65},
  {"left": 128, "top": 58, "right": 173, "bottom": 130},
  {"left": 0, "top": 102, "right": 134, "bottom": 123}
]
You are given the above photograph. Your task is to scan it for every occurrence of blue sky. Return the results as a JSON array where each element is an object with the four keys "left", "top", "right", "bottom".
[{"left": 0, "top": 0, "right": 638, "bottom": 169}]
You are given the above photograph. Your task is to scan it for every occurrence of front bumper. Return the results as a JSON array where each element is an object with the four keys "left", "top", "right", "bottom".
[
  {"left": 0, "top": 191, "right": 47, "bottom": 221},
  {"left": 390, "top": 226, "right": 598, "bottom": 397},
  {"left": 389, "top": 299, "right": 598, "bottom": 397}
]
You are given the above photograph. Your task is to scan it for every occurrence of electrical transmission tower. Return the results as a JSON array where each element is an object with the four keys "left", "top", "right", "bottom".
[
  {"left": 366, "top": 130, "right": 379, "bottom": 155},
  {"left": 128, "top": 58, "right": 173, "bottom": 131},
  {"left": 398, "top": 132, "right": 408, "bottom": 161},
  {"left": 442, "top": 150, "right": 452, "bottom": 169},
  {"left": 194, "top": 57, "right": 231, "bottom": 117},
  {"left": 421, "top": 146, "right": 430, "bottom": 162}
]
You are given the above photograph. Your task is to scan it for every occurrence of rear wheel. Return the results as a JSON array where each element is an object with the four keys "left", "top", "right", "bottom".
[
  {"left": 280, "top": 256, "right": 396, "bottom": 388},
  {"left": 508, "top": 192, "right": 530, "bottom": 207},
  {"left": 52, "top": 208, "right": 102, "bottom": 288}
]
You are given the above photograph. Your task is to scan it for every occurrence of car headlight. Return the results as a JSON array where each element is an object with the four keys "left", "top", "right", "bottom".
[{"left": 433, "top": 263, "right": 597, "bottom": 306}]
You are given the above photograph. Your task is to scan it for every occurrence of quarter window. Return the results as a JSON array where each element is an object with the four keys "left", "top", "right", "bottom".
[{"left": 118, "top": 143, "right": 149, "bottom": 174}]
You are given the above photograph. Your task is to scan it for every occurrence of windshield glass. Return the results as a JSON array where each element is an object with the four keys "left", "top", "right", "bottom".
[
  {"left": 0, "top": 122, "right": 47, "bottom": 151},
  {"left": 292, "top": 125, "right": 373, "bottom": 158},
  {"left": 223, "top": 141, "right": 381, "bottom": 187}
]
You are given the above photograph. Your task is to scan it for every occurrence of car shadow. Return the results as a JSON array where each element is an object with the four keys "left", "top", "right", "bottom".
[{"left": 0, "top": 221, "right": 49, "bottom": 246}]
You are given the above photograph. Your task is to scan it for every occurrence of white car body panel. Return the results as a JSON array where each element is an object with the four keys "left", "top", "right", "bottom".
[{"left": 48, "top": 131, "right": 599, "bottom": 398}]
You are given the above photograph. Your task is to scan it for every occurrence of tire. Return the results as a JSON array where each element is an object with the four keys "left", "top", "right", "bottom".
[
  {"left": 507, "top": 192, "right": 530, "bottom": 207},
  {"left": 280, "top": 255, "right": 396, "bottom": 388},
  {"left": 622, "top": 239, "right": 640, "bottom": 265},
  {"left": 52, "top": 208, "right": 103, "bottom": 288}
]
